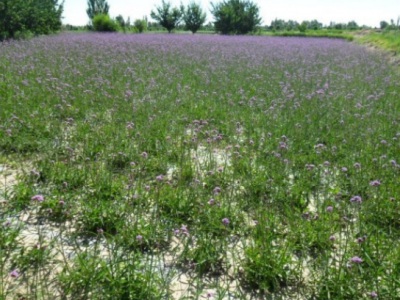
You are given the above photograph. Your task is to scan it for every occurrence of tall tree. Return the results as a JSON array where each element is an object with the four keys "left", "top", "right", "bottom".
[
  {"left": 182, "top": 2, "right": 206, "bottom": 34},
  {"left": 87, "top": 0, "right": 109, "bottom": 20},
  {"left": 211, "top": 0, "right": 261, "bottom": 35},
  {"left": 150, "top": 0, "right": 182, "bottom": 33},
  {"left": 0, "top": 0, "right": 63, "bottom": 40}
]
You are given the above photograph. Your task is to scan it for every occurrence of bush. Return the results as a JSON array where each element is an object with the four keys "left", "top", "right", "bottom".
[
  {"left": 134, "top": 19, "right": 147, "bottom": 33},
  {"left": 92, "top": 14, "right": 119, "bottom": 32}
]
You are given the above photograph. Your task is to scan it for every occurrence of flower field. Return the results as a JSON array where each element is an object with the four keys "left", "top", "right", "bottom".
[{"left": 1, "top": 33, "right": 399, "bottom": 299}]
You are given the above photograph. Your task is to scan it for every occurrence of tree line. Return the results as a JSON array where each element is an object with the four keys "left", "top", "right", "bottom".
[
  {"left": 83, "top": 0, "right": 400, "bottom": 34},
  {"left": 1, "top": 0, "right": 399, "bottom": 40},
  {"left": 87, "top": 0, "right": 262, "bottom": 35}
]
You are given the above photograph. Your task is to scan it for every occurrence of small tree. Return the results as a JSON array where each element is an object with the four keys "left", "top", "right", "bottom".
[
  {"left": 347, "top": 20, "right": 358, "bottom": 30},
  {"left": 298, "top": 21, "right": 307, "bottom": 33},
  {"left": 134, "top": 19, "right": 147, "bottom": 33},
  {"left": 150, "top": 0, "right": 182, "bottom": 33},
  {"left": 182, "top": 2, "right": 206, "bottom": 34},
  {"left": 270, "top": 19, "right": 285, "bottom": 31},
  {"left": 211, "top": 0, "right": 261, "bottom": 35},
  {"left": 115, "top": 15, "right": 126, "bottom": 32},
  {"left": 308, "top": 19, "right": 322, "bottom": 30},
  {"left": 87, "top": 0, "right": 109, "bottom": 20}
]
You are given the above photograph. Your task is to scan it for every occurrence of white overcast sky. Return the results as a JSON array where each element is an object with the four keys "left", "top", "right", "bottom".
[{"left": 63, "top": 0, "right": 400, "bottom": 27}]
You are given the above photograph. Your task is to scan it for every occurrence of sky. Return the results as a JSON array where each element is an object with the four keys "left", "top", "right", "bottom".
[{"left": 63, "top": 0, "right": 400, "bottom": 28}]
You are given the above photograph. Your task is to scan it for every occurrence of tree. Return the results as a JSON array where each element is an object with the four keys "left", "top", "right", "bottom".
[
  {"left": 298, "top": 21, "right": 308, "bottom": 32},
  {"left": 182, "top": 2, "right": 206, "bottom": 34},
  {"left": 380, "top": 20, "right": 389, "bottom": 30},
  {"left": 87, "top": 0, "right": 109, "bottom": 20},
  {"left": 150, "top": 0, "right": 182, "bottom": 33},
  {"left": 25, "top": 0, "right": 64, "bottom": 34},
  {"left": 347, "top": 20, "right": 358, "bottom": 30},
  {"left": 307, "top": 19, "right": 322, "bottom": 30},
  {"left": 134, "top": 19, "right": 147, "bottom": 33},
  {"left": 0, "top": 0, "right": 63, "bottom": 40},
  {"left": 115, "top": 15, "right": 126, "bottom": 32},
  {"left": 211, "top": 0, "right": 261, "bottom": 35},
  {"left": 270, "top": 19, "right": 285, "bottom": 31}
]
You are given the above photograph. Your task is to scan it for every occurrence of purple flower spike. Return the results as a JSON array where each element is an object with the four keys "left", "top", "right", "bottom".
[
  {"left": 350, "top": 195, "right": 362, "bottom": 204},
  {"left": 9, "top": 270, "right": 20, "bottom": 278},
  {"left": 222, "top": 218, "right": 230, "bottom": 225},
  {"left": 31, "top": 194, "right": 44, "bottom": 202},
  {"left": 350, "top": 256, "right": 363, "bottom": 264},
  {"left": 369, "top": 180, "right": 381, "bottom": 187},
  {"left": 326, "top": 206, "right": 333, "bottom": 212},
  {"left": 368, "top": 291, "right": 378, "bottom": 298},
  {"left": 213, "top": 186, "right": 221, "bottom": 194}
]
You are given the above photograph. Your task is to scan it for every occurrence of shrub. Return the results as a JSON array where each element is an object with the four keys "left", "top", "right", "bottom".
[
  {"left": 92, "top": 14, "right": 118, "bottom": 32},
  {"left": 134, "top": 19, "right": 147, "bottom": 33}
]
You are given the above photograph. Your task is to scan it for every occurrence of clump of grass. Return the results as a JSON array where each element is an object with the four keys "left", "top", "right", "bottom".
[
  {"left": 359, "top": 30, "right": 400, "bottom": 54},
  {"left": 270, "top": 30, "right": 354, "bottom": 41}
]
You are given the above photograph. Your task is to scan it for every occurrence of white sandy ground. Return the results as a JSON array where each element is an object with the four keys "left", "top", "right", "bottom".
[{"left": 1, "top": 148, "right": 369, "bottom": 299}]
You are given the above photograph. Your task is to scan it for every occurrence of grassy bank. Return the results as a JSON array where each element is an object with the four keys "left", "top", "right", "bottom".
[
  {"left": 266, "top": 30, "right": 354, "bottom": 41},
  {"left": 358, "top": 30, "right": 400, "bottom": 54}
]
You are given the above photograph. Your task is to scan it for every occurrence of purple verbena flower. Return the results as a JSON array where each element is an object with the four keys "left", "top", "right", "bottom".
[
  {"left": 9, "top": 270, "right": 20, "bottom": 278},
  {"left": 350, "top": 195, "right": 362, "bottom": 204},
  {"left": 367, "top": 291, "right": 378, "bottom": 298},
  {"left": 350, "top": 256, "right": 363, "bottom": 264},
  {"left": 31, "top": 194, "right": 44, "bottom": 202},
  {"left": 369, "top": 180, "right": 381, "bottom": 187},
  {"left": 180, "top": 225, "right": 189, "bottom": 236},
  {"left": 222, "top": 218, "right": 230, "bottom": 225},
  {"left": 213, "top": 186, "right": 221, "bottom": 194}
]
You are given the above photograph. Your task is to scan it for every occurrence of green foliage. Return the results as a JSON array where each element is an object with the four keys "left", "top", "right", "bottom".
[
  {"left": 381, "top": 20, "right": 389, "bottom": 30},
  {"left": 211, "top": 0, "right": 261, "bottom": 35},
  {"left": 92, "top": 14, "right": 118, "bottom": 32},
  {"left": 86, "top": 0, "right": 109, "bottom": 20},
  {"left": 182, "top": 1, "right": 207, "bottom": 34},
  {"left": 115, "top": 15, "right": 127, "bottom": 32},
  {"left": 270, "top": 19, "right": 299, "bottom": 31},
  {"left": 59, "top": 252, "right": 162, "bottom": 299},
  {"left": 347, "top": 20, "right": 359, "bottom": 30},
  {"left": 134, "top": 19, "right": 147, "bottom": 33},
  {"left": 0, "top": 0, "right": 63, "bottom": 40},
  {"left": 359, "top": 30, "right": 400, "bottom": 54},
  {"left": 298, "top": 21, "right": 307, "bottom": 33},
  {"left": 150, "top": 0, "right": 182, "bottom": 33}
]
